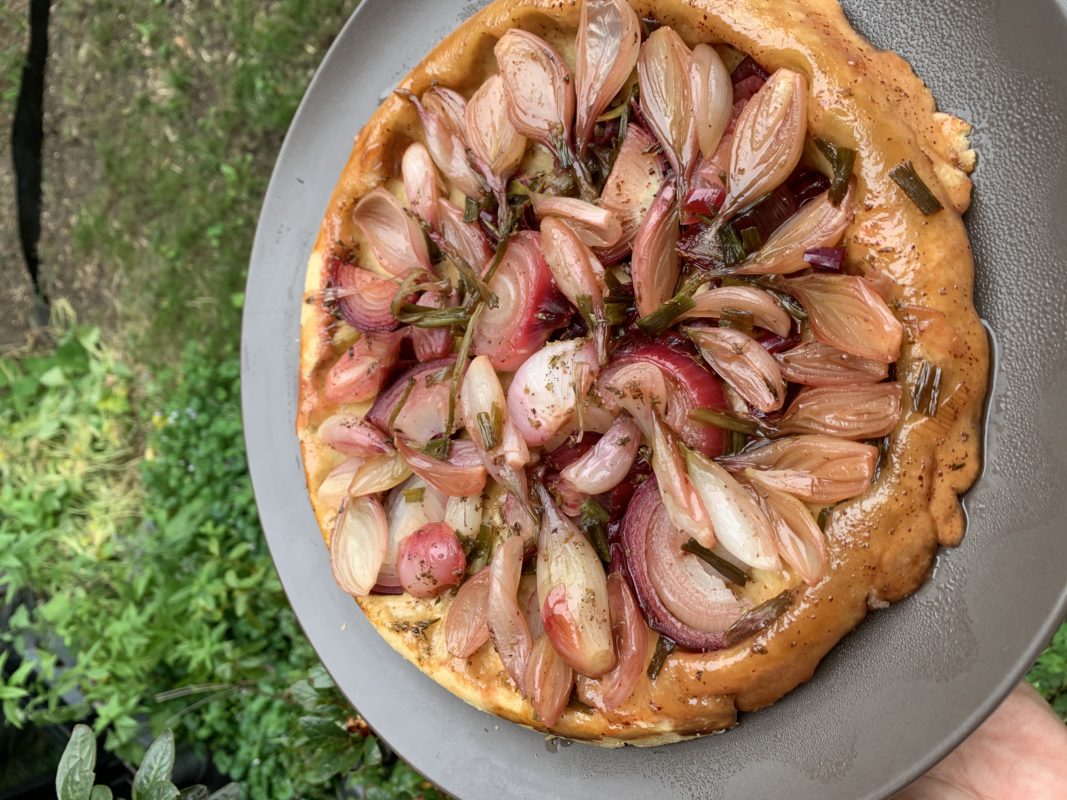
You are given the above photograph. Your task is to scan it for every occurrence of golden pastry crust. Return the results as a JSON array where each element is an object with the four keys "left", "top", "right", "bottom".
[{"left": 297, "top": 0, "right": 986, "bottom": 745}]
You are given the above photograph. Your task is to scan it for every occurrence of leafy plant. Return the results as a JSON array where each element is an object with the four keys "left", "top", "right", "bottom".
[
  {"left": 1027, "top": 623, "right": 1067, "bottom": 720},
  {"left": 1, "top": 317, "right": 441, "bottom": 798},
  {"left": 56, "top": 725, "right": 239, "bottom": 800}
]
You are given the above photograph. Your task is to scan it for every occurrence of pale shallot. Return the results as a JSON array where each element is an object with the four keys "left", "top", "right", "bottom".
[
  {"left": 631, "top": 181, "right": 680, "bottom": 318},
  {"left": 344, "top": 451, "right": 412, "bottom": 498},
  {"left": 445, "top": 566, "right": 491, "bottom": 657},
  {"left": 494, "top": 30, "right": 575, "bottom": 162},
  {"left": 678, "top": 285, "right": 792, "bottom": 337},
  {"left": 401, "top": 89, "right": 486, "bottom": 200},
  {"left": 437, "top": 198, "right": 492, "bottom": 274},
  {"left": 574, "top": 0, "right": 640, "bottom": 154},
  {"left": 598, "top": 125, "right": 665, "bottom": 259},
  {"left": 686, "top": 326, "right": 787, "bottom": 413},
  {"left": 684, "top": 447, "right": 780, "bottom": 571},
  {"left": 540, "top": 217, "right": 610, "bottom": 362},
  {"left": 638, "top": 27, "right": 698, "bottom": 183},
  {"left": 507, "top": 338, "right": 600, "bottom": 447},
  {"left": 530, "top": 194, "right": 623, "bottom": 249},
  {"left": 401, "top": 141, "right": 443, "bottom": 228},
  {"left": 379, "top": 476, "right": 447, "bottom": 587},
  {"left": 650, "top": 415, "right": 714, "bottom": 547},
  {"left": 488, "top": 534, "right": 533, "bottom": 692},
  {"left": 535, "top": 485, "right": 615, "bottom": 677},
  {"left": 747, "top": 472, "right": 827, "bottom": 585},
  {"left": 736, "top": 185, "right": 854, "bottom": 275},
  {"left": 559, "top": 414, "right": 641, "bottom": 494},
  {"left": 352, "top": 187, "right": 432, "bottom": 277},
  {"left": 524, "top": 636, "right": 575, "bottom": 725},
  {"left": 445, "top": 493, "right": 484, "bottom": 540},
  {"left": 394, "top": 437, "right": 487, "bottom": 498},
  {"left": 322, "top": 328, "right": 401, "bottom": 403},
  {"left": 330, "top": 494, "right": 388, "bottom": 597},
  {"left": 597, "top": 573, "right": 649, "bottom": 709},
  {"left": 461, "top": 355, "right": 531, "bottom": 501},
  {"left": 465, "top": 75, "right": 526, "bottom": 196},
  {"left": 690, "top": 44, "right": 733, "bottom": 159},
  {"left": 318, "top": 458, "right": 361, "bottom": 509},
  {"left": 786, "top": 273, "right": 903, "bottom": 362},
  {"left": 721, "top": 69, "right": 808, "bottom": 220}
]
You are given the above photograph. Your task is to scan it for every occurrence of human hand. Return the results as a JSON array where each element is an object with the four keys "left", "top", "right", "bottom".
[{"left": 893, "top": 682, "right": 1067, "bottom": 800}]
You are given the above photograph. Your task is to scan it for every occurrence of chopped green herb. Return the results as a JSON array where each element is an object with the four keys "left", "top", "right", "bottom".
[
  {"left": 681, "top": 538, "right": 749, "bottom": 586},
  {"left": 689, "top": 407, "right": 770, "bottom": 437},
  {"left": 913, "top": 360, "right": 942, "bottom": 416},
  {"left": 740, "top": 226, "right": 763, "bottom": 255},
  {"left": 386, "top": 378, "right": 416, "bottom": 432},
  {"left": 817, "top": 507, "right": 831, "bottom": 531},
  {"left": 402, "top": 487, "right": 426, "bottom": 503},
  {"left": 718, "top": 223, "right": 746, "bottom": 267},
  {"left": 815, "top": 138, "right": 857, "bottom": 206},
  {"left": 394, "top": 304, "right": 470, "bottom": 328},
  {"left": 718, "top": 306, "right": 755, "bottom": 334},
  {"left": 578, "top": 499, "right": 611, "bottom": 564},
  {"left": 450, "top": 256, "right": 497, "bottom": 307},
  {"left": 476, "top": 403, "right": 504, "bottom": 450},
  {"left": 636, "top": 294, "right": 696, "bottom": 336},
  {"left": 444, "top": 302, "right": 486, "bottom": 450},
  {"left": 889, "top": 161, "right": 943, "bottom": 215},
  {"left": 580, "top": 498, "right": 610, "bottom": 523},
  {"left": 466, "top": 523, "right": 496, "bottom": 575},
  {"left": 767, "top": 288, "right": 807, "bottom": 323},
  {"left": 421, "top": 436, "right": 450, "bottom": 460},
  {"left": 723, "top": 589, "right": 795, "bottom": 647},
  {"left": 463, "top": 195, "right": 480, "bottom": 223},
  {"left": 647, "top": 636, "right": 677, "bottom": 681}
]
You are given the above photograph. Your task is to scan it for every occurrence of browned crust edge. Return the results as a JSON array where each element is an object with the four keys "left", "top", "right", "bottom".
[{"left": 295, "top": 0, "right": 987, "bottom": 746}]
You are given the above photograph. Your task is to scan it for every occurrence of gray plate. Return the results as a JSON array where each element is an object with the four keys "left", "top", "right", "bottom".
[{"left": 241, "top": 1, "right": 1067, "bottom": 798}]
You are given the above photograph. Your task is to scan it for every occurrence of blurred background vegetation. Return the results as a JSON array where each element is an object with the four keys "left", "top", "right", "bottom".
[{"left": 0, "top": 0, "right": 1063, "bottom": 797}]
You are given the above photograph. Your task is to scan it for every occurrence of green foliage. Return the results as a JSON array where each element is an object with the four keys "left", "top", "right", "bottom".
[
  {"left": 1027, "top": 622, "right": 1067, "bottom": 720},
  {"left": 56, "top": 724, "right": 236, "bottom": 800},
  {"left": 1, "top": 321, "right": 441, "bottom": 798}
]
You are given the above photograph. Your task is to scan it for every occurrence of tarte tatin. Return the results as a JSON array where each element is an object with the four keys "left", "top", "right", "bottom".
[{"left": 297, "top": 0, "right": 987, "bottom": 745}]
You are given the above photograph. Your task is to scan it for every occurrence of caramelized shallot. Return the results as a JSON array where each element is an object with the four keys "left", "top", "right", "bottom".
[
  {"left": 394, "top": 437, "right": 487, "bottom": 498},
  {"left": 403, "top": 88, "right": 486, "bottom": 200},
  {"left": 488, "top": 534, "right": 533, "bottom": 692},
  {"left": 638, "top": 27, "right": 698, "bottom": 183},
  {"left": 574, "top": 0, "right": 641, "bottom": 154},
  {"left": 786, "top": 273, "right": 903, "bottom": 362},
  {"left": 778, "top": 383, "right": 903, "bottom": 439},
  {"left": 494, "top": 30, "right": 576, "bottom": 161},
  {"left": 396, "top": 521, "right": 466, "bottom": 598},
  {"left": 535, "top": 485, "right": 615, "bottom": 677},
  {"left": 319, "top": 414, "right": 394, "bottom": 457},
  {"left": 687, "top": 326, "right": 787, "bottom": 413},
  {"left": 507, "top": 339, "right": 600, "bottom": 447},
  {"left": 690, "top": 44, "right": 733, "bottom": 159},
  {"left": 540, "top": 216, "right": 610, "bottom": 362},
  {"left": 736, "top": 185, "right": 854, "bottom": 275},
  {"left": 531, "top": 194, "right": 623, "bottom": 249},
  {"left": 461, "top": 355, "right": 531, "bottom": 500},
  {"left": 445, "top": 566, "right": 491, "bottom": 657},
  {"left": 323, "top": 332, "right": 403, "bottom": 404},
  {"left": 684, "top": 447, "right": 780, "bottom": 571},
  {"left": 597, "top": 573, "right": 649, "bottom": 709},
  {"left": 721, "top": 69, "right": 808, "bottom": 220},
  {"left": 401, "top": 142, "right": 443, "bottom": 228},
  {"left": 352, "top": 188, "right": 432, "bottom": 277},
  {"left": 775, "top": 341, "right": 888, "bottom": 386},
  {"left": 679, "top": 285, "right": 792, "bottom": 337},
  {"left": 330, "top": 494, "right": 389, "bottom": 597},
  {"left": 524, "top": 636, "right": 575, "bottom": 725},
  {"left": 650, "top": 415, "right": 713, "bottom": 547},
  {"left": 747, "top": 472, "right": 827, "bottom": 585},
  {"left": 598, "top": 125, "right": 665, "bottom": 258},
  {"left": 631, "top": 181, "right": 680, "bottom": 317},
  {"left": 559, "top": 415, "right": 641, "bottom": 494},
  {"left": 465, "top": 75, "right": 526, "bottom": 195}
]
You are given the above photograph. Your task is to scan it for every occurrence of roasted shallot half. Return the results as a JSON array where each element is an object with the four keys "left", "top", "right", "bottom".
[
  {"left": 574, "top": 0, "right": 640, "bottom": 154},
  {"left": 535, "top": 485, "right": 615, "bottom": 677}
]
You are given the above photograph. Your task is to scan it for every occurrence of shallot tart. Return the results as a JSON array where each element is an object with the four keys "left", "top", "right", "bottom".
[{"left": 296, "top": 0, "right": 988, "bottom": 746}]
